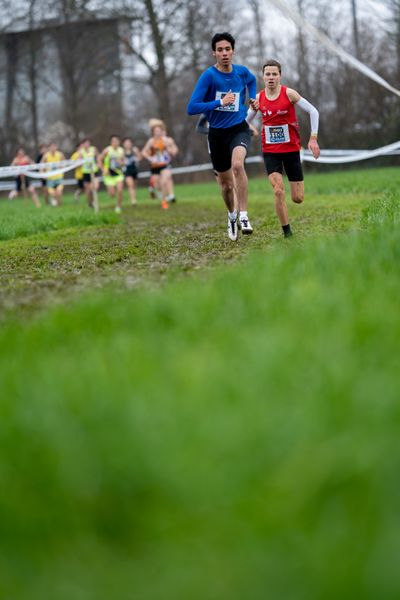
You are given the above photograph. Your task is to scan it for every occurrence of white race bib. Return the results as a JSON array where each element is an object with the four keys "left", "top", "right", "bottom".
[
  {"left": 265, "top": 124, "right": 290, "bottom": 144},
  {"left": 215, "top": 91, "right": 240, "bottom": 112}
]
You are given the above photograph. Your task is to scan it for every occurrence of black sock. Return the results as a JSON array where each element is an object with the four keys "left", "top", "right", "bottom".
[{"left": 282, "top": 224, "right": 292, "bottom": 237}]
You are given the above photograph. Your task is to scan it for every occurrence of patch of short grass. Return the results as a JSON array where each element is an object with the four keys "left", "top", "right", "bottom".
[
  {"left": 3, "top": 167, "right": 396, "bottom": 317},
  {"left": 0, "top": 196, "right": 118, "bottom": 241}
]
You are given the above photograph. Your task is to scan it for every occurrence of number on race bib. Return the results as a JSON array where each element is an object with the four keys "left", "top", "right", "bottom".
[{"left": 265, "top": 124, "right": 290, "bottom": 144}]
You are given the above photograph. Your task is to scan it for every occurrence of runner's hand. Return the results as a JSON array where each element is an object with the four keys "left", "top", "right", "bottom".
[
  {"left": 308, "top": 137, "right": 320, "bottom": 159},
  {"left": 221, "top": 91, "right": 235, "bottom": 106},
  {"left": 249, "top": 98, "right": 259, "bottom": 110}
]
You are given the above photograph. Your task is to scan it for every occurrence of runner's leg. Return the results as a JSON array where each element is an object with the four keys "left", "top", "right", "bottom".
[
  {"left": 231, "top": 146, "right": 248, "bottom": 212},
  {"left": 290, "top": 181, "right": 304, "bottom": 204},
  {"left": 269, "top": 172, "right": 289, "bottom": 226}
]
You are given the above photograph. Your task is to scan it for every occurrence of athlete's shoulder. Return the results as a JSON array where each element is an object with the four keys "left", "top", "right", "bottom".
[
  {"left": 285, "top": 87, "right": 301, "bottom": 103},
  {"left": 234, "top": 64, "right": 255, "bottom": 76},
  {"left": 201, "top": 66, "right": 217, "bottom": 80}
]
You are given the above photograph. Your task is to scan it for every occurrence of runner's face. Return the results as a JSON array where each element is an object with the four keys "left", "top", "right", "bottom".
[
  {"left": 213, "top": 40, "right": 234, "bottom": 69},
  {"left": 263, "top": 66, "right": 281, "bottom": 90}
]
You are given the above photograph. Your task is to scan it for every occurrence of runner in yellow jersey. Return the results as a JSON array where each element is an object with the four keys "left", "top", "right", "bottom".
[
  {"left": 42, "top": 142, "right": 65, "bottom": 206},
  {"left": 70, "top": 142, "right": 84, "bottom": 201},
  {"left": 98, "top": 135, "right": 125, "bottom": 213},
  {"left": 79, "top": 138, "right": 100, "bottom": 208}
]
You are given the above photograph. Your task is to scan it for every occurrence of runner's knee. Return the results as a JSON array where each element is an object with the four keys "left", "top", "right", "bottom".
[
  {"left": 292, "top": 192, "right": 304, "bottom": 204},
  {"left": 291, "top": 186, "right": 304, "bottom": 203},
  {"left": 272, "top": 180, "right": 285, "bottom": 199},
  {"left": 232, "top": 158, "right": 244, "bottom": 177},
  {"left": 220, "top": 179, "right": 234, "bottom": 195}
]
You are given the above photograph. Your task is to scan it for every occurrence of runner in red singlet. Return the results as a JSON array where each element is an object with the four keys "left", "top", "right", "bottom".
[
  {"left": 9, "top": 147, "right": 41, "bottom": 207},
  {"left": 247, "top": 59, "right": 320, "bottom": 237}
]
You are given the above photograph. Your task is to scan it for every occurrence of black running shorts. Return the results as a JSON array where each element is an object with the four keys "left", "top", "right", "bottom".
[
  {"left": 83, "top": 173, "right": 94, "bottom": 183},
  {"left": 125, "top": 165, "right": 138, "bottom": 179},
  {"left": 150, "top": 165, "right": 168, "bottom": 175},
  {"left": 208, "top": 120, "right": 251, "bottom": 173},
  {"left": 16, "top": 175, "right": 33, "bottom": 191},
  {"left": 263, "top": 151, "right": 304, "bottom": 181}
]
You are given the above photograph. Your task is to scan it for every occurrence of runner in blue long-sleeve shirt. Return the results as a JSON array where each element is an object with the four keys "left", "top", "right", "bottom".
[{"left": 187, "top": 32, "right": 257, "bottom": 240}]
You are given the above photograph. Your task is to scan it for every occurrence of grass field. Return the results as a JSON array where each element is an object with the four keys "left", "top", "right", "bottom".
[{"left": 1, "top": 167, "right": 400, "bottom": 599}]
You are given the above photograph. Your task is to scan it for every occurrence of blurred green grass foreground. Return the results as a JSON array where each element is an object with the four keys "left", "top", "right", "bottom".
[{"left": 1, "top": 185, "right": 400, "bottom": 599}]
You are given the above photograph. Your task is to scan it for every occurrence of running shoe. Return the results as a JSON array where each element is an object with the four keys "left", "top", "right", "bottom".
[
  {"left": 227, "top": 216, "right": 238, "bottom": 241},
  {"left": 239, "top": 216, "right": 253, "bottom": 235},
  {"left": 115, "top": 206, "right": 122, "bottom": 214},
  {"left": 161, "top": 199, "right": 169, "bottom": 210}
]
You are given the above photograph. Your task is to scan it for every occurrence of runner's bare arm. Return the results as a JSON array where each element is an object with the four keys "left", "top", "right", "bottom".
[
  {"left": 97, "top": 149, "right": 107, "bottom": 171},
  {"left": 165, "top": 137, "right": 178, "bottom": 157},
  {"left": 141, "top": 139, "right": 154, "bottom": 162}
]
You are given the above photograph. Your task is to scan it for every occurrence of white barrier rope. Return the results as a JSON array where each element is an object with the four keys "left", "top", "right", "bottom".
[
  {"left": 269, "top": 0, "right": 400, "bottom": 98},
  {"left": 301, "top": 140, "right": 400, "bottom": 164},
  {"left": 0, "top": 142, "right": 398, "bottom": 193},
  {"left": 0, "top": 159, "right": 84, "bottom": 179}
]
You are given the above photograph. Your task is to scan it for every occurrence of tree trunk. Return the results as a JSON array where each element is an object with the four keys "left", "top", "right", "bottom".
[
  {"left": 296, "top": 0, "right": 310, "bottom": 98},
  {"left": 144, "top": 0, "right": 174, "bottom": 134},
  {"left": 4, "top": 33, "right": 19, "bottom": 156}
]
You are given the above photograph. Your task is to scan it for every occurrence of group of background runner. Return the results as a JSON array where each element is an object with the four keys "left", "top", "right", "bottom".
[{"left": 7, "top": 120, "right": 179, "bottom": 212}]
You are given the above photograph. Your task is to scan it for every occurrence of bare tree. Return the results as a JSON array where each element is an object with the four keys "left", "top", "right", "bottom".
[
  {"left": 295, "top": 0, "right": 311, "bottom": 99},
  {"left": 350, "top": 0, "right": 360, "bottom": 58},
  {"left": 246, "top": 0, "right": 266, "bottom": 67}
]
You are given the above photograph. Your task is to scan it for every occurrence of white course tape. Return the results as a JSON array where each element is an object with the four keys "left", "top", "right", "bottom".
[
  {"left": 301, "top": 139, "right": 400, "bottom": 163},
  {"left": 0, "top": 159, "right": 84, "bottom": 179},
  {"left": 0, "top": 143, "right": 398, "bottom": 193},
  {"left": 27, "top": 162, "right": 86, "bottom": 179},
  {"left": 269, "top": 0, "right": 400, "bottom": 98}
]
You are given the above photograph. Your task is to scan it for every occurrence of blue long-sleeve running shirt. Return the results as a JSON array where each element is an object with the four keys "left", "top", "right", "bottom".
[{"left": 187, "top": 64, "right": 257, "bottom": 129}]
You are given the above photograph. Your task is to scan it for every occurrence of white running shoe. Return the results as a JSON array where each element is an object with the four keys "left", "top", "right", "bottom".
[
  {"left": 227, "top": 216, "right": 238, "bottom": 241},
  {"left": 115, "top": 206, "right": 122, "bottom": 214},
  {"left": 239, "top": 216, "right": 253, "bottom": 235}
]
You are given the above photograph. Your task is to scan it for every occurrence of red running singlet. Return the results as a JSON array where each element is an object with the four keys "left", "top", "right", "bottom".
[{"left": 259, "top": 85, "right": 301, "bottom": 154}]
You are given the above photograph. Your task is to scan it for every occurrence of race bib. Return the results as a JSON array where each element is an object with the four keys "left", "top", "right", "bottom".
[
  {"left": 265, "top": 124, "right": 290, "bottom": 144},
  {"left": 215, "top": 91, "right": 240, "bottom": 112}
]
